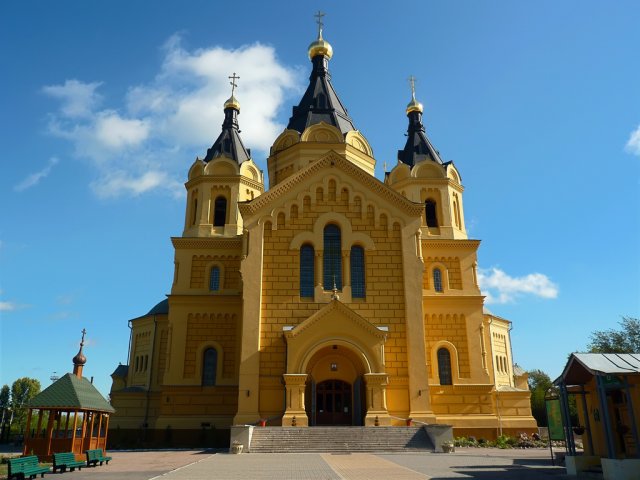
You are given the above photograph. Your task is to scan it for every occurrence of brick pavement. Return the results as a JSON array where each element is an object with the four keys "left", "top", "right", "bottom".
[{"left": 1, "top": 447, "right": 574, "bottom": 480}]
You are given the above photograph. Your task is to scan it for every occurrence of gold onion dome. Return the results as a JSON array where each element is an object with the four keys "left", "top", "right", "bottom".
[
  {"left": 224, "top": 95, "right": 240, "bottom": 111},
  {"left": 308, "top": 31, "right": 333, "bottom": 59},
  {"left": 406, "top": 95, "right": 423, "bottom": 114}
]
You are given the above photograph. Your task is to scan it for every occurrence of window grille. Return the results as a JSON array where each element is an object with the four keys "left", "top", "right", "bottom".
[
  {"left": 202, "top": 348, "right": 218, "bottom": 386},
  {"left": 437, "top": 348, "right": 452, "bottom": 385},
  {"left": 300, "top": 245, "right": 315, "bottom": 298},
  {"left": 209, "top": 266, "right": 220, "bottom": 291},
  {"left": 323, "top": 225, "right": 342, "bottom": 290},
  {"left": 350, "top": 246, "right": 366, "bottom": 298}
]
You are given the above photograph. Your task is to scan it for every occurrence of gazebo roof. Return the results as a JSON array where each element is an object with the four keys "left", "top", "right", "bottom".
[
  {"left": 28, "top": 373, "right": 115, "bottom": 413},
  {"left": 555, "top": 353, "right": 640, "bottom": 386}
]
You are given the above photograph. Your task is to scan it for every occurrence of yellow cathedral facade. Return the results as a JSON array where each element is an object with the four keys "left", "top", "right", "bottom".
[{"left": 110, "top": 21, "right": 536, "bottom": 445}]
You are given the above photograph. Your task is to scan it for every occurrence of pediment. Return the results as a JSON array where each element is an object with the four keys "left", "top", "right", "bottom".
[
  {"left": 285, "top": 300, "right": 387, "bottom": 342},
  {"left": 238, "top": 151, "right": 424, "bottom": 223},
  {"left": 284, "top": 300, "right": 387, "bottom": 373}
]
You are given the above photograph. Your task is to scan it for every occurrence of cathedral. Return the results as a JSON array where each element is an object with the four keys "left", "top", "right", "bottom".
[{"left": 109, "top": 19, "right": 536, "bottom": 446}]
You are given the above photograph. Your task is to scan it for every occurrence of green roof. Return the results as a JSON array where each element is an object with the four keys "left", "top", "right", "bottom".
[{"left": 28, "top": 373, "right": 115, "bottom": 413}]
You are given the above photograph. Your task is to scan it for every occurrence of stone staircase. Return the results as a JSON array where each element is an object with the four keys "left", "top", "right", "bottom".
[{"left": 249, "top": 426, "right": 434, "bottom": 453}]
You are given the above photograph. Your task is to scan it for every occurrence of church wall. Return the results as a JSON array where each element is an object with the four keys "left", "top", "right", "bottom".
[{"left": 257, "top": 176, "right": 410, "bottom": 417}]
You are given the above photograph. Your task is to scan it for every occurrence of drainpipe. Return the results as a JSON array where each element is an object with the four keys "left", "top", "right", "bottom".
[{"left": 507, "top": 322, "right": 515, "bottom": 386}]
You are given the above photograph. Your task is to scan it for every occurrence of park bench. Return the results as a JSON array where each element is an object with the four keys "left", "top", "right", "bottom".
[
  {"left": 85, "top": 448, "right": 112, "bottom": 467},
  {"left": 8, "top": 455, "right": 50, "bottom": 479},
  {"left": 52, "top": 452, "right": 85, "bottom": 473}
]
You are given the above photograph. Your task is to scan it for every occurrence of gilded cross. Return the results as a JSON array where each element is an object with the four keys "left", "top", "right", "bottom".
[
  {"left": 314, "top": 11, "right": 325, "bottom": 38},
  {"left": 229, "top": 73, "right": 240, "bottom": 97},
  {"left": 408, "top": 75, "right": 417, "bottom": 99}
]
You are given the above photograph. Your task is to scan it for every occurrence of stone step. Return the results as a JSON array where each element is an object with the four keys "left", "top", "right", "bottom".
[{"left": 249, "top": 426, "right": 434, "bottom": 453}]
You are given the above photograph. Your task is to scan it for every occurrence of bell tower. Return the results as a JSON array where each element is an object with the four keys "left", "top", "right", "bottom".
[
  {"left": 385, "top": 77, "right": 467, "bottom": 240},
  {"left": 183, "top": 73, "right": 264, "bottom": 238}
]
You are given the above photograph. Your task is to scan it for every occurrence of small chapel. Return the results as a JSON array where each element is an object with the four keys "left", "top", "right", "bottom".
[{"left": 109, "top": 16, "right": 536, "bottom": 446}]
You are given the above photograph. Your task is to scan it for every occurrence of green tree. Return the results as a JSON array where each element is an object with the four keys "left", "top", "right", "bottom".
[
  {"left": 587, "top": 317, "right": 640, "bottom": 353},
  {"left": 0, "top": 384, "right": 10, "bottom": 440},
  {"left": 528, "top": 369, "right": 554, "bottom": 426},
  {"left": 10, "top": 377, "right": 41, "bottom": 433}
]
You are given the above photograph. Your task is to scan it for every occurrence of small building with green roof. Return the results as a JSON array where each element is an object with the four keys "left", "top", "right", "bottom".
[{"left": 24, "top": 330, "right": 115, "bottom": 460}]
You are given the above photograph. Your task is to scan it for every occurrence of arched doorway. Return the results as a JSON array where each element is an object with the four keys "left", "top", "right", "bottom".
[{"left": 303, "top": 344, "right": 367, "bottom": 426}]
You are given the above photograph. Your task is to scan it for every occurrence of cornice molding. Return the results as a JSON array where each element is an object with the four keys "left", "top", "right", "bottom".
[
  {"left": 185, "top": 175, "right": 264, "bottom": 192},
  {"left": 171, "top": 237, "right": 242, "bottom": 250},
  {"left": 239, "top": 151, "right": 424, "bottom": 219},
  {"left": 421, "top": 239, "right": 481, "bottom": 249}
]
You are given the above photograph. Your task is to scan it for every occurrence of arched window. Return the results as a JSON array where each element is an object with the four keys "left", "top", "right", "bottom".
[
  {"left": 191, "top": 195, "right": 198, "bottom": 226},
  {"left": 209, "top": 266, "right": 220, "bottom": 291},
  {"left": 323, "top": 225, "right": 342, "bottom": 290},
  {"left": 300, "top": 244, "right": 315, "bottom": 298},
  {"left": 433, "top": 268, "right": 443, "bottom": 292},
  {"left": 425, "top": 199, "right": 438, "bottom": 227},
  {"left": 350, "top": 245, "right": 366, "bottom": 298},
  {"left": 437, "top": 348, "right": 452, "bottom": 385},
  {"left": 213, "top": 196, "right": 227, "bottom": 227},
  {"left": 202, "top": 348, "right": 218, "bottom": 386}
]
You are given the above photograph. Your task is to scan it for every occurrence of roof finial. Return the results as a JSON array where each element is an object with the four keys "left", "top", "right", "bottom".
[
  {"left": 309, "top": 11, "right": 333, "bottom": 59},
  {"left": 229, "top": 72, "right": 240, "bottom": 97},
  {"left": 72, "top": 328, "right": 88, "bottom": 377},
  {"left": 224, "top": 72, "right": 241, "bottom": 111},
  {"left": 331, "top": 275, "right": 340, "bottom": 301},
  {"left": 314, "top": 10, "right": 325, "bottom": 39},
  {"left": 406, "top": 75, "right": 424, "bottom": 114}
]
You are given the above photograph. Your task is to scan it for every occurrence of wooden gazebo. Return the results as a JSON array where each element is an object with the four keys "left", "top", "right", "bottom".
[{"left": 23, "top": 330, "right": 115, "bottom": 460}]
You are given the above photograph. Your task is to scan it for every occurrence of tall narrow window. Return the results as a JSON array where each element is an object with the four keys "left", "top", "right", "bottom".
[
  {"left": 425, "top": 199, "right": 438, "bottom": 227},
  {"left": 191, "top": 195, "right": 198, "bottom": 225},
  {"left": 433, "top": 268, "right": 443, "bottom": 292},
  {"left": 213, "top": 196, "right": 227, "bottom": 227},
  {"left": 202, "top": 348, "right": 218, "bottom": 386},
  {"left": 300, "top": 245, "right": 315, "bottom": 298},
  {"left": 323, "top": 225, "right": 342, "bottom": 290},
  {"left": 437, "top": 348, "right": 452, "bottom": 385},
  {"left": 209, "top": 266, "right": 220, "bottom": 291},
  {"left": 350, "top": 246, "right": 366, "bottom": 298}
]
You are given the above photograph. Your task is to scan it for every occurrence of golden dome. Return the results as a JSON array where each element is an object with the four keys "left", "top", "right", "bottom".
[
  {"left": 224, "top": 95, "right": 240, "bottom": 111},
  {"left": 406, "top": 96, "right": 423, "bottom": 114},
  {"left": 308, "top": 36, "right": 333, "bottom": 59}
]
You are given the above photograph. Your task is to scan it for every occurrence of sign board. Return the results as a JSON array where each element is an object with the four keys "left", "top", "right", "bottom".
[{"left": 545, "top": 398, "right": 565, "bottom": 441}]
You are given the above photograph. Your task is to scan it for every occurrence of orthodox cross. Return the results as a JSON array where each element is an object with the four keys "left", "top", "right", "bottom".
[
  {"left": 80, "top": 328, "right": 86, "bottom": 346},
  {"left": 408, "top": 75, "right": 417, "bottom": 99},
  {"left": 314, "top": 10, "right": 325, "bottom": 38},
  {"left": 229, "top": 73, "right": 240, "bottom": 97}
]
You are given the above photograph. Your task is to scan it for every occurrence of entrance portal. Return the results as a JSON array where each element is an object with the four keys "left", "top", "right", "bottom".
[{"left": 316, "top": 380, "right": 352, "bottom": 425}]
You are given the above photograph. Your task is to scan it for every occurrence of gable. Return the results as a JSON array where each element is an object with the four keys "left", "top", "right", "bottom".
[{"left": 238, "top": 151, "right": 423, "bottom": 229}]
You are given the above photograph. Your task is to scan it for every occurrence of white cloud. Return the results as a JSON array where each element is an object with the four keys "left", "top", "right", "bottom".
[
  {"left": 43, "top": 35, "right": 301, "bottom": 198},
  {"left": 14, "top": 157, "right": 60, "bottom": 191},
  {"left": 478, "top": 267, "right": 558, "bottom": 304},
  {"left": 0, "top": 301, "right": 18, "bottom": 312},
  {"left": 91, "top": 170, "right": 183, "bottom": 199},
  {"left": 625, "top": 125, "right": 640, "bottom": 156},
  {"left": 94, "top": 112, "right": 150, "bottom": 149},
  {"left": 42, "top": 80, "right": 103, "bottom": 118}
]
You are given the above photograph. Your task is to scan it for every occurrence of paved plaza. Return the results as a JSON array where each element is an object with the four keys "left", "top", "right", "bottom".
[{"left": 2, "top": 448, "right": 573, "bottom": 480}]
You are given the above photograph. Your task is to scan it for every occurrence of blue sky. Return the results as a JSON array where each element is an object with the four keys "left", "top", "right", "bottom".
[{"left": 1, "top": 1, "right": 639, "bottom": 397}]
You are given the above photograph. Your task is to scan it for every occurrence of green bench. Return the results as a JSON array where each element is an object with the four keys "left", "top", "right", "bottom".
[
  {"left": 85, "top": 448, "right": 112, "bottom": 467},
  {"left": 52, "top": 452, "right": 85, "bottom": 473},
  {"left": 8, "top": 455, "right": 50, "bottom": 479}
]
